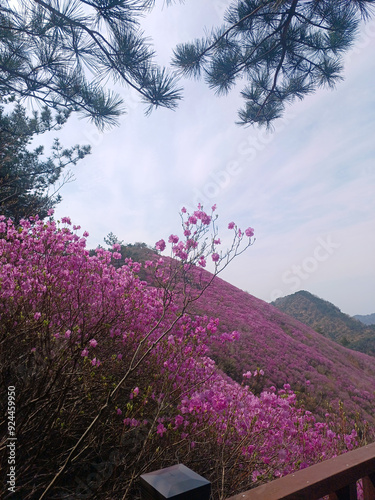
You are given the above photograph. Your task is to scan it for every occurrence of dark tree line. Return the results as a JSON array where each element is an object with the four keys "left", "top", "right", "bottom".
[{"left": 0, "top": 101, "right": 90, "bottom": 222}]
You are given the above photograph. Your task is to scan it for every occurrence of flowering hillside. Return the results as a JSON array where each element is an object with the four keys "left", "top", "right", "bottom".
[
  {"left": 0, "top": 207, "right": 373, "bottom": 499},
  {"left": 190, "top": 275, "right": 375, "bottom": 425}
]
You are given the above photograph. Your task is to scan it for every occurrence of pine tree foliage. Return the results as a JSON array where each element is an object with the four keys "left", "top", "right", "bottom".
[
  {"left": 0, "top": 101, "right": 90, "bottom": 221},
  {"left": 172, "top": 0, "right": 375, "bottom": 127},
  {"left": 103, "top": 231, "right": 123, "bottom": 247},
  {"left": 0, "top": 0, "right": 182, "bottom": 129}
]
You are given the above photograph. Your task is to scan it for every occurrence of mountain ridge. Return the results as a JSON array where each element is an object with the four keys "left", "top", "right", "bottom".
[
  {"left": 271, "top": 290, "right": 375, "bottom": 355},
  {"left": 355, "top": 312, "right": 375, "bottom": 326}
]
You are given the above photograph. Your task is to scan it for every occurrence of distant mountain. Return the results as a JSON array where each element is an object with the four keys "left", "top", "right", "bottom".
[
  {"left": 354, "top": 313, "right": 375, "bottom": 326},
  {"left": 271, "top": 291, "right": 375, "bottom": 356}
]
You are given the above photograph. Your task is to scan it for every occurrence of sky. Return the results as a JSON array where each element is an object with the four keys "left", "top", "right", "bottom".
[{"left": 42, "top": 0, "right": 375, "bottom": 316}]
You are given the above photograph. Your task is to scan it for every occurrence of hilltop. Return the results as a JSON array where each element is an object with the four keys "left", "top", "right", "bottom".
[
  {"left": 271, "top": 291, "right": 375, "bottom": 356},
  {"left": 355, "top": 313, "right": 375, "bottom": 326}
]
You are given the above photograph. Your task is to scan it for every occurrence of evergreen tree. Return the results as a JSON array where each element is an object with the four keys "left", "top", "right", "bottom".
[
  {"left": 104, "top": 232, "right": 123, "bottom": 247},
  {"left": 173, "top": 0, "right": 375, "bottom": 127},
  {"left": 0, "top": 101, "right": 90, "bottom": 221},
  {"left": 0, "top": 0, "right": 182, "bottom": 129}
]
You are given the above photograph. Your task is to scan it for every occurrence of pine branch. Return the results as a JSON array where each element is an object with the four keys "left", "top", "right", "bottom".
[
  {"left": 1, "top": 0, "right": 182, "bottom": 127},
  {"left": 172, "top": 0, "right": 372, "bottom": 126}
]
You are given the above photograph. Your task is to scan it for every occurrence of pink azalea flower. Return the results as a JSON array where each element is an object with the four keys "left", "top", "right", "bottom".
[
  {"left": 81, "top": 348, "right": 89, "bottom": 357},
  {"left": 228, "top": 222, "right": 235, "bottom": 229},
  {"left": 34, "top": 312, "right": 41, "bottom": 320},
  {"left": 232, "top": 330, "right": 240, "bottom": 340},
  {"left": 155, "top": 239, "right": 166, "bottom": 252},
  {"left": 212, "top": 253, "right": 220, "bottom": 262},
  {"left": 168, "top": 234, "right": 179, "bottom": 244},
  {"left": 245, "top": 227, "right": 254, "bottom": 237},
  {"left": 89, "top": 339, "right": 98, "bottom": 348},
  {"left": 174, "top": 415, "right": 184, "bottom": 427},
  {"left": 201, "top": 213, "right": 211, "bottom": 225},
  {"left": 157, "top": 423, "right": 167, "bottom": 437}
]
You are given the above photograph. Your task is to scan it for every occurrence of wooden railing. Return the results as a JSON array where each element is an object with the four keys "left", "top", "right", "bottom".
[{"left": 227, "top": 442, "right": 375, "bottom": 500}]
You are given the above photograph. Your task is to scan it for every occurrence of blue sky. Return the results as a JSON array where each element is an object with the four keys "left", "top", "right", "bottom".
[{"left": 47, "top": 1, "right": 375, "bottom": 316}]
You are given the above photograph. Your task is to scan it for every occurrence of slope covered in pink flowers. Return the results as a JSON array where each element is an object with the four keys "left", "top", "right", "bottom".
[
  {"left": 0, "top": 208, "right": 373, "bottom": 499},
  {"left": 190, "top": 274, "right": 375, "bottom": 424}
]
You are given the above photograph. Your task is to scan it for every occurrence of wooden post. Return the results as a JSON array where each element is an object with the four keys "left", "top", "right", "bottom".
[
  {"left": 140, "top": 463, "right": 211, "bottom": 500},
  {"left": 362, "top": 473, "right": 375, "bottom": 500}
]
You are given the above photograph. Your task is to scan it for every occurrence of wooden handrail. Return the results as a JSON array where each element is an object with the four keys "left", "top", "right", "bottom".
[{"left": 227, "top": 442, "right": 375, "bottom": 500}]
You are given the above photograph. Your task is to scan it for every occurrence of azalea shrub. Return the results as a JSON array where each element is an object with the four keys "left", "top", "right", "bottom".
[{"left": 0, "top": 207, "right": 361, "bottom": 499}]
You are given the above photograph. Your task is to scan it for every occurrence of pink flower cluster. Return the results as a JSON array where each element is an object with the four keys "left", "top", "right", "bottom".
[{"left": 154, "top": 205, "right": 255, "bottom": 273}]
